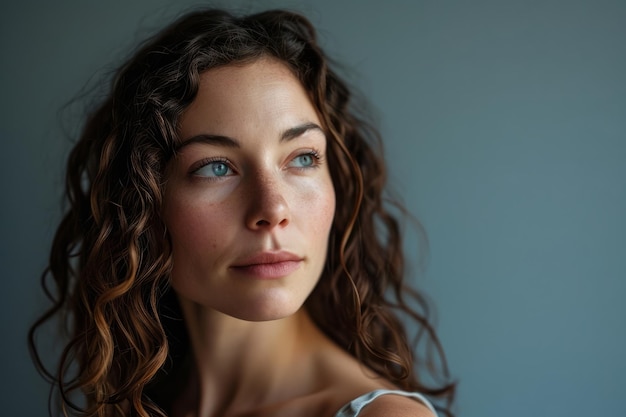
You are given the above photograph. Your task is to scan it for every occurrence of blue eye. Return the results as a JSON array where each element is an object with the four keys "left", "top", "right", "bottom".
[
  {"left": 195, "top": 161, "right": 233, "bottom": 178},
  {"left": 289, "top": 153, "right": 317, "bottom": 168}
]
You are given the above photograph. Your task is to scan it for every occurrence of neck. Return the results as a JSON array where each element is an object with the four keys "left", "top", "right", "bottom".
[{"left": 178, "top": 300, "right": 323, "bottom": 416}]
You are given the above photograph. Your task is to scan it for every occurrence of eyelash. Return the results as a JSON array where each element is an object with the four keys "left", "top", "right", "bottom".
[
  {"left": 189, "top": 149, "right": 324, "bottom": 178},
  {"left": 190, "top": 157, "right": 234, "bottom": 178},
  {"left": 289, "top": 150, "right": 323, "bottom": 170}
]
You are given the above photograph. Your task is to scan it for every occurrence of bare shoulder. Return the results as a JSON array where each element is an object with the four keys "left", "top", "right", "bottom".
[
  {"left": 304, "top": 325, "right": 436, "bottom": 417},
  {"left": 356, "top": 394, "right": 436, "bottom": 417}
]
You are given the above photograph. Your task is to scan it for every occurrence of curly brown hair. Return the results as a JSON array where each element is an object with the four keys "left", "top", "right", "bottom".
[{"left": 29, "top": 8, "right": 456, "bottom": 417}]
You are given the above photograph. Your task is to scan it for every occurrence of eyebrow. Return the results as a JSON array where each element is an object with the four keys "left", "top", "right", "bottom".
[
  {"left": 174, "top": 134, "right": 239, "bottom": 152},
  {"left": 280, "top": 122, "right": 324, "bottom": 142},
  {"left": 175, "top": 122, "right": 324, "bottom": 152}
]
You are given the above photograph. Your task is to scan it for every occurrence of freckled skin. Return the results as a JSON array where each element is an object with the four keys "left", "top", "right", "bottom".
[
  {"left": 162, "top": 58, "right": 336, "bottom": 321},
  {"left": 161, "top": 58, "right": 435, "bottom": 417}
]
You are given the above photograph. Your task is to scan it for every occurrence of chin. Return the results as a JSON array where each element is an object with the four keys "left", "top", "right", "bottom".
[{"left": 222, "top": 294, "right": 305, "bottom": 322}]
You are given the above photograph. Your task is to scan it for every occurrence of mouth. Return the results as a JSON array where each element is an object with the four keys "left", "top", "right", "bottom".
[{"left": 230, "top": 251, "right": 303, "bottom": 279}]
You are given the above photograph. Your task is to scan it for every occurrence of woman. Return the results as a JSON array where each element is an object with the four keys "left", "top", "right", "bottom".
[{"left": 29, "top": 8, "right": 455, "bottom": 417}]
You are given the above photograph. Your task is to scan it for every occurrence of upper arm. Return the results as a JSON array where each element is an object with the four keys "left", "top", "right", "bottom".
[{"left": 356, "top": 394, "right": 436, "bottom": 417}]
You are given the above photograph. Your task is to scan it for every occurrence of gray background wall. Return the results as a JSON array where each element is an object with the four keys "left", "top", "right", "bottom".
[{"left": 1, "top": 1, "right": 624, "bottom": 416}]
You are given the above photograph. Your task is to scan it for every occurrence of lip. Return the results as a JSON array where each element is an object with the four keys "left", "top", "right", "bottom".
[{"left": 230, "top": 251, "right": 303, "bottom": 279}]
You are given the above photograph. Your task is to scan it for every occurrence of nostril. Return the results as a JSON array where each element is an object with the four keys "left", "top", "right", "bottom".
[{"left": 246, "top": 188, "right": 291, "bottom": 230}]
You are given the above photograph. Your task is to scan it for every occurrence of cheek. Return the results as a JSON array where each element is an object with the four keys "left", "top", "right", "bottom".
[
  {"left": 301, "top": 179, "right": 335, "bottom": 237},
  {"left": 164, "top": 194, "right": 234, "bottom": 251},
  {"left": 319, "top": 188, "right": 336, "bottom": 232}
]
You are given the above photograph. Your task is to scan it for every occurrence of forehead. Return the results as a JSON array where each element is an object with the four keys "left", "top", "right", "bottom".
[
  {"left": 177, "top": 57, "right": 320, "bottom": 140},
  {"left": 199, "top": 57, "right": 299, "bottom": 90}
]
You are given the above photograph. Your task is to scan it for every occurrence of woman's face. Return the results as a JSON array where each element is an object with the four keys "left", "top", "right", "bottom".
[{"left": 162, "top": 58, "right": 336, "bottom": 321}]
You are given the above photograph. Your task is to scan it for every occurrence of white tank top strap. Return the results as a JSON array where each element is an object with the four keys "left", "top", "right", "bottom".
[{"left": 334, "top": 389, "right": 438, "bottom": 417}]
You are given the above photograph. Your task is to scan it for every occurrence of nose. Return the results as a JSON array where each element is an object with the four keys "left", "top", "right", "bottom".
[{"left": 244, "top": 172, "right": 290, "bottom": 230}]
